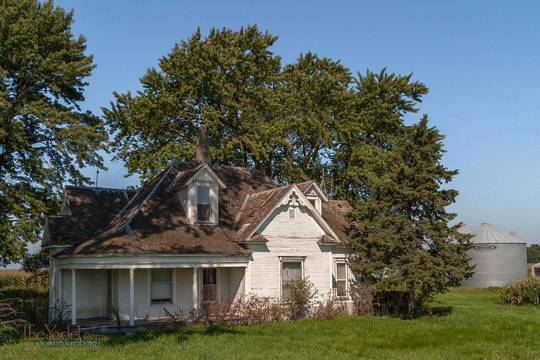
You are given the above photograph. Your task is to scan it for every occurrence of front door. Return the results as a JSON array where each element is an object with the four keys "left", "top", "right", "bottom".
[{"left": 202, "top": 268, "right": 217, "bottom": 302}]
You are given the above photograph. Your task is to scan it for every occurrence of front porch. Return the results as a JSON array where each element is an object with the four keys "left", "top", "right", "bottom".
[{"left": 49, "top": 255, "right": 249, "bottom": 327}]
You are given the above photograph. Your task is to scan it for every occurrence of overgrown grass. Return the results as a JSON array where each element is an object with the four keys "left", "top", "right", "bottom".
[
  {"left": 2, "top": 288, "right": 540, "bottom": 359},
  {"left": 0, "top": 270, "right": 49, "bottom": 329}
]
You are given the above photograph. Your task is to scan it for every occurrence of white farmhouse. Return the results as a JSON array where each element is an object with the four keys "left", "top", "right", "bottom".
[{"left": 44, "top": 138, "right": 354, "bottom": 327}]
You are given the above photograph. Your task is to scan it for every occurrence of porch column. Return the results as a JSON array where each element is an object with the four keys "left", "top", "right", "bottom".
[
  {"left": 57, "top": 268, "right": 63, "bottom": 302},
  {"left": 192, "top": 267, "right": 198, "bottom": 311},
  {"left": 129, "top": 268, "right": 135, "bottom": 326},
  {"left": 48, "top": 260, "right": 55, "bottom": 323},
  {"left": 71, "top": 269, "right": 76, "bottom": 325}
]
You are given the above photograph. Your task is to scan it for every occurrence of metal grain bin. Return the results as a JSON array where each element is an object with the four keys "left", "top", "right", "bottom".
[{"left": 462, "top": 223, "right": 527, "bottom": 288}]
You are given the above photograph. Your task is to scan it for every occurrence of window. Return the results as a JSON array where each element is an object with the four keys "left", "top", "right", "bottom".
[
  {"left": 151, "top": 269, "right": 173, "bottom": 304},
  {"left": 202, "top": 269, "right": 217, "bottom": 302},
  {"left": 307, "top": 196, "right": 321, "bottom": 213},
  {"left": 288, "top": 208, "right": 295, "bottom": 219},
  {"left": 334, "top": 262, "right": 347, "bottom": 297},
  {"left": 281, "top": 261, "right": 302, "bottom": 301},
  {"left": 197, "top": 186, "right": 210, "bottom": 222}
]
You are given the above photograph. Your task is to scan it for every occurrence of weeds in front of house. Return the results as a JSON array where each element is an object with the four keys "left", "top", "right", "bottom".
[
  {"left": 164, "top": 278, "right": 354, "bottom": 326},
  {"left": 0, "top": 299, "right": 29, "bottom": 344}
]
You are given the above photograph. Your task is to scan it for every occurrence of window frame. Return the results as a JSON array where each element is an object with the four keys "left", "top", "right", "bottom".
[
  {"left": 196, "top": 185, "right": 211, "bottom": 223},
  {"left": 279, "top": 257, "right": 305, "bottom": 301},
  {"left": 288, "top": 207, "right": 296, "bottom": 219},
  {"left": 307, "top": 195, "right": 321, "bottom": 213},
  {"left": 333, "top": 260, "right": 348, "bottom": 298},
  {"left": 193, "top": 182, "right": 216, "bottom": 224},
  {"left": 148, "top": 268, "right": 176, "bottom": 306},
  {"left": 201, "top": 268, "right": 218, "bottom": 302}
]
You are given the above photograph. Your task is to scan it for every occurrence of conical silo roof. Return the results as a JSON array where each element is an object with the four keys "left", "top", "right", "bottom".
[
  {"left": 457, "top": 224, "right": 476, "bottom": 235},
  {"left": 472, "top": 223, "right": 526, "bottom": 244}
]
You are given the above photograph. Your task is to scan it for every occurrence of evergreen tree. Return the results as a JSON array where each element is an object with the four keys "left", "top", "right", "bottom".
[
  {"left": 527, "top": 244, "right": 540, "bottom": 264},
  {"left": 331, "top": 69, "right": 428, "bottom": 202},
  {"left": 349, "top": 116, "right": 472, "bottom": 317},
  {"left": 0, "top": 0, "right": 106, "bottom": 265}
]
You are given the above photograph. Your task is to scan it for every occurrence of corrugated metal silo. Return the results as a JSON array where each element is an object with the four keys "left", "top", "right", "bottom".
[{"left": 462, "top": 223, "right": 527, "bottom": 288}]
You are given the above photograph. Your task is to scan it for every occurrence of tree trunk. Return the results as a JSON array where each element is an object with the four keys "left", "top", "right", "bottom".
[{"left": 407, "top": 290, "right": 414, "bottom": 320}]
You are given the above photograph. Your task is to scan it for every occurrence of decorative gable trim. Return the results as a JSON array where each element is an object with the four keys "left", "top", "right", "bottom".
[{"left": 247, "top": 185, "right": 339, "bottom": 240}]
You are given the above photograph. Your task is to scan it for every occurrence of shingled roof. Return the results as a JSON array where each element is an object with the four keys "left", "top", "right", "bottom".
[
  {"left": 43, "top": 186, "right": 136, "bottom": 247},
  {"left": 46, "top": 162, "right": 352, "bottom": 256}
]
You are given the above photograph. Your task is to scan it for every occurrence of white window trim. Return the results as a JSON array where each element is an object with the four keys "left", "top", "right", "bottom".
[
  {"left": 333, "top": 259, "right": 348, "bottom": 299},
  {"left": 147, "top": 268, "right": 176, "bottom": 306},
  {"left": 196, "top": 183, "right": 212, "bottom": 224},
  {"left": 194, "top": 181, "right": 217, "bottom": 225},
  {"left": 279, "top": 256, "right": 305, "bottom": 301},
  {"left": 307, "top": 196, "right": 321, "bottom": 213}
]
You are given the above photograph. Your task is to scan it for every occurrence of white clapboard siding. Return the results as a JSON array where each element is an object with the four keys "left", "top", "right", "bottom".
[{"left": 249, "top": 205, "right": 336, "bottom": 299}]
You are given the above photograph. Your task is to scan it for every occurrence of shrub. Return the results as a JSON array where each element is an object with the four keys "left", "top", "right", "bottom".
[
  {"left": 50, "top": 300, "right": 71, "bottom": 327},
  {"left": 312, "top": 293, "right": 346, "bottom": 320},
  {"left": 229, "top": 295, "right": 287, "bottom": 325},
  {"left": 499, "top": 278, "right": 540, "bottom": 305},
  {"left": 287, "top": 278, "right": 317, "bottom": 320},
  {"left": 164, "top": 307, "right": 191, "bottom": 324},
  {"left": 165, "top": 295, "right": 289, "bottom": 326},
  {"left": 350, "top": 283, "right": 373, "bottom": 316},
  {"left": 201, "top": 300, "right": 233, "bottom": 325}
]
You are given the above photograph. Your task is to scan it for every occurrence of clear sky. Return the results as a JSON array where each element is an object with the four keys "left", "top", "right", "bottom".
[{"left": 55, "top": 0, "right": 540, "bottom": 244}]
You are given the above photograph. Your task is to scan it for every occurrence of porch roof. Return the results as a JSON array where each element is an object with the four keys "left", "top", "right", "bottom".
[{"left": 55, "top": 253, "right": 250, "bottom": 269}]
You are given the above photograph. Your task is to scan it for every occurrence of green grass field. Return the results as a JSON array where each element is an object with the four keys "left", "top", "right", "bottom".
[{"left": 2, "top": 288, "right": 539, "bottom": 359}]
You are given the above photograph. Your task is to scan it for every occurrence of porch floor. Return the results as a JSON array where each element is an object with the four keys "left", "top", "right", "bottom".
[{"left": 75, "top": 317, "right": 180, "bottom": 334}]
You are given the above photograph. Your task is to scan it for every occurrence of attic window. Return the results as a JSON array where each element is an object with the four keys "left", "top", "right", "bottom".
[
  {"left": 288, "top": 208, "right": 295, "bottom": 219},
  {"left": 197, "top": 186, "right": 211, "bottom": 222},
  {"left": 307, "top": 196, "right": 321, "bottom": 213}
]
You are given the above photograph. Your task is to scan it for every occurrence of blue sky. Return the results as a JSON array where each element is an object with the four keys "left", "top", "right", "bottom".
[{"left": 56, "top": 0, "right": 540, "bottom": 244}]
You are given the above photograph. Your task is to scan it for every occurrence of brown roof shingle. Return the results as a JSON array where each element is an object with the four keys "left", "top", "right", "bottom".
[
  {"left": 43, "top": 186, "right": 136, "bottom": 246},
  {"left": 47, "top": 162, "right": 352, "bottom": 256}
]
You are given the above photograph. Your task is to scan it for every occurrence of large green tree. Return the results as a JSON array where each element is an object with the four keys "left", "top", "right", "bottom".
[
  {"left": 0, "top": 0, "right": 106, "bottom": 265},
  {"left": 278, "top": 52, "right": 352, "bottom": 182},
  {"left": 330, "top": 69, "right": 428, "bottom": 201},
  {"left": 349, "top": 116, "right": 472, "bottom": 316},
  {"left": 104, "top": 26, "right": 282, "bottom": 181}
]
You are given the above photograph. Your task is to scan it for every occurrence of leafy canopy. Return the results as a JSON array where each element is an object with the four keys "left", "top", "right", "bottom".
[{"left": 0, "top": 0, "right": 106, "bottom": 265}]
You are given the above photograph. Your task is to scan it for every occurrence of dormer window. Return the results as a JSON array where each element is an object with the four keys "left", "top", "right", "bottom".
[
  {"left": 196, "top": 185, "right": 211, "bottom": 222},
  {"left": 182, "top": 163, "right": 226, "bottom": 225},
  {"left": 307, "top": 196, "right": 321, "bottom": 213}
]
